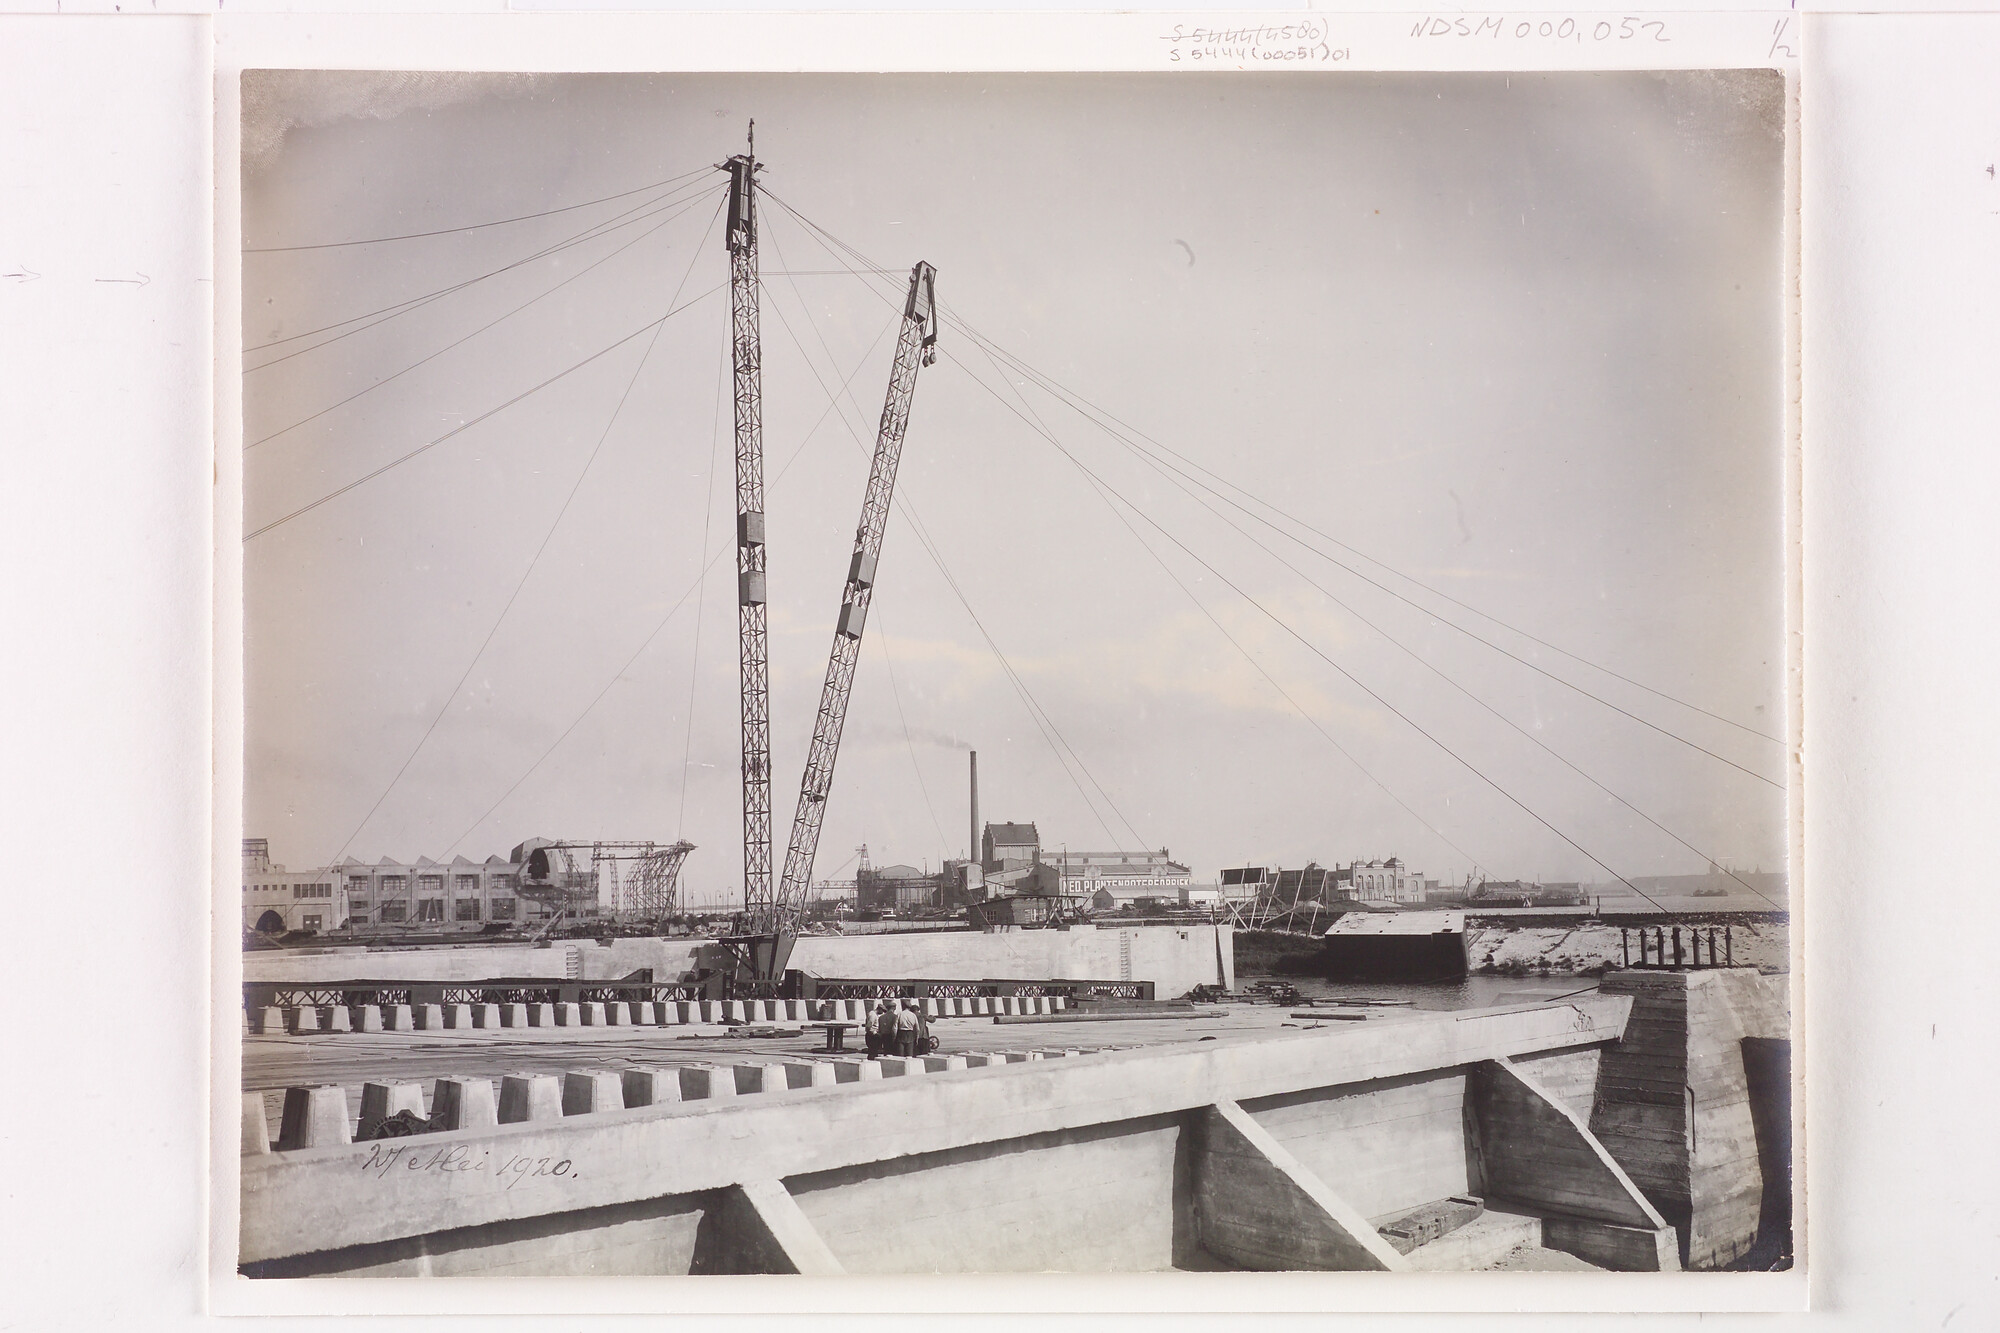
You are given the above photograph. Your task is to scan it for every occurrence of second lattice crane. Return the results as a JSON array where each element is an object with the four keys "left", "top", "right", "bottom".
[{"left": 772, "top": 261, "right": 940, "bottom": 928}]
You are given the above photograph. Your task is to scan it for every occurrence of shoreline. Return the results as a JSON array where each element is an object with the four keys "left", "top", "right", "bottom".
[{"left": 1238, "top": 915, "right": 1791, "bottom": 980}]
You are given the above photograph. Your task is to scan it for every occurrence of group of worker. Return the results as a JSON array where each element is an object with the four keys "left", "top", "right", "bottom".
[{"left": 861, "top": 998, "right": 935, "bottom": 1058}]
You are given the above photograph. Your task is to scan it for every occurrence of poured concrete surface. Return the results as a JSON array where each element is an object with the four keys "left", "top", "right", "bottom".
[{"left": 241, "top": 1000, "right": 1412, "bottom": 1137}]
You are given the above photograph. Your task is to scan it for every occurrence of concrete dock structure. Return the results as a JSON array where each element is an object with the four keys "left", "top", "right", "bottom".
[{"left": 236, "top": 971, "right": 1791, "bottom": 1276}]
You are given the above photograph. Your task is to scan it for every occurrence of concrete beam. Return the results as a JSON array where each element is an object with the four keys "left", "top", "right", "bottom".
[
  {"left": 1193, "top": 1099, "right": 1408, "bottom": 1272},
  {"left": 697, "top": 1180, "right": 845, "bottom": 1276},
  {"left": 241, "top": 996, "right": 1630, "bottom": 1265}
]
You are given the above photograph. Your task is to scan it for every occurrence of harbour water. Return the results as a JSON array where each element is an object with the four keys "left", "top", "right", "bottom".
[{"left": 1242, "top": 969, "right": 1601, "bottom": 1012}]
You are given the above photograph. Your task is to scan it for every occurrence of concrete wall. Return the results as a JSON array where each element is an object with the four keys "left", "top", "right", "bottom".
[
  {"left": 1241, "top": 1073, "right": 1473, "bottom": 1221},
  {"left": 242, "top": 938, "right": 712, "bottom": 985},
  {"left": 257, "top": 1193, "right": 713, "bottom": 1278},
  {"left": 788, "top": 1114, "right": 1191, "bottom": 1273},
  {"left": 241, "top": 925, "right": 1231, "bottom": 995},
  {"left": 788, "top": 924, "right": 1233, "bottom": 995}
]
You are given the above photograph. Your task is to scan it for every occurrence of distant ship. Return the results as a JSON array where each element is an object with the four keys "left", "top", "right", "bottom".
[{"left": 1319, "top": 910, "right": 1468, "bottom": 981}]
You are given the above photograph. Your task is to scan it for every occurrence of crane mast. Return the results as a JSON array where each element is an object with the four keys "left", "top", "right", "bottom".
[
  {"left": 723, "top": 128, "right": 776, "bottom": 930},
  {"left": 773, "top": 262, "right": 940, "bottom": 918}
]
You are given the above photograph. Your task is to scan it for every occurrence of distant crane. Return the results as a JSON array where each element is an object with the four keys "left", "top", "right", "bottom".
[{"left": 516, "top": 840, "right": 698, "bottom": 940}]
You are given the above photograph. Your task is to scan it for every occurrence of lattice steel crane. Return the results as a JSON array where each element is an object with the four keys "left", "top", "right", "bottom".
[
  {"left": 722, "top": 127, "right": 775, "bottom": 930},
  {"left": 771, "top": 261, "right": 940, "bottom": 929}
]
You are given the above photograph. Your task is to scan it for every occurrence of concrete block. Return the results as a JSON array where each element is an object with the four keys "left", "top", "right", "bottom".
[
  {"left": 732, "top": 1062, "right": 787, "bottom": 1095},
  {"left": 876, "top": 1057, "right": 926, "bottom": 1078},
  {"left": 471, "top": 1003, "right": 503, "bottom": 1029},
  {"left": 1543, "top": 1217, "right": 1682, "bottom": 1272},
  {"left": 385, "top": 1004, "right": 414, "bottom": 1031},
  {"left": 562, "top": 1070, "right": 626, "bottom": 1115},
  {"left": 658, "top": 1001, "right": 683, "bottom": 1025},
  {"left": 747, "top": 1000, "right": 770, "bottom": 1023},
  {"left": 922, "top": 998, "right": 940, "bottom": 1019},
  {"left": 679, "top": 1066, "right": 737, "bottom": 1101},
  {"left": 622, "top": 1067, "right": 683, "bottom": 1108},
  {"left": 920, "top": 1054, "right": 968, "bottom": 1073},
  {"left": 831, "top": 1058, "right": 884, "bottom": 1084},
  {"left": 1053, "top": 995, "right": 1067, "bottom": 1011},
  {"left": 786, "top": 1000, "right": 810, "bottom": 1022},
  {"left": 497, "top": 1075, "right": 564, "bottom": 1124},
  {"left": 350, "top": 1004, "right": 384, "bottom": 1033},
  {"left": 1043, "top": 1049, "right": 1081, "bottom": 1060},
  {"left": 554, "top": 1003, "right": 583, "bottom": 1027},
  {"left": 430, "top": 1078, "right": 498, "bottom": 1131},
  {"left": 580, "top": 1002, "right": 607, "bottom": 1026},
  {"left": 283, "top": 1006, "right": 319, "bottom": 1035},
  {"left": 317, "top": 1005, "right": 352, "bottom": 1033},
  {"left": 1038, "top": 997, "right": 1056, "bottom": 1015},
  {"left": 724, "top": 1000, "right": 748, "bottom": 1024},
  {"left": 358, "top": 1081, "right": 427, "bottom": 1126},
  {"left": 254, "top": 1006, "right": 284, "bottom": 1034},
  {"left": 961, "top": 1052, "right": 1001, "bottom": 1068},
  {"left": 783, "top": 1061, "right": 838, "bottom": 1089},
  {"left": 526, "top": 1002, "right": 557, "bottom": 1027},
  {"left": 415, "top": 1004, "right": 446, "bottom": 1031},
  {"left": 275, "top": 1085, "right": 350, "bottom": 1150},
  {"left": 242, "top": 1092, "right": 271, "bottom": 1155},
  {"left": 438, "top": 1003, "right": 470, "bottom": 1029},
  {"left": 701, "top": 1001, "right": 726, "bottom": 1024},
  {"left": 974, "top": 998, "right": 992, "bottom": 1015},
  {"left": 632, "top": 1001, "right": 657, "bottom": 1025}
]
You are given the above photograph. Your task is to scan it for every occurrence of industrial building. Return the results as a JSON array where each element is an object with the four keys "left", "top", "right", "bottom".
[
  {"left": 1049, "top": 848, "right": 1196, "bottom": 910},
  {"left": 1345, "top": 857, "right": 1434, "bottom": 906},
  {"left": 240, "top": 839, "right": 343, "bottom": 934}
]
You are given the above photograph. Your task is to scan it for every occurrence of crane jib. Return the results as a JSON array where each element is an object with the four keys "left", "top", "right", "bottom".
[{"left": 774, "top": 261, "right": 939, "bottom": 910}]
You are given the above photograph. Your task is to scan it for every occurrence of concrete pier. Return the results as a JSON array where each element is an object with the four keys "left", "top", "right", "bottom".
[{"left": 1589, "top": 968, "right": 1790, "bottom": 1268}]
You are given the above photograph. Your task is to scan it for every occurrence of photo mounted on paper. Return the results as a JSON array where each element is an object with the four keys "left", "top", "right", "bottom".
[{"left": 233, "top": 69, "right": 1794, "bottom": 1279}]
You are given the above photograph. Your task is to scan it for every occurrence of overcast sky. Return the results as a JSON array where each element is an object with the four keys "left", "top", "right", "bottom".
[{"left": 241, "top": 70, "right": 1787, "bottom": 904}]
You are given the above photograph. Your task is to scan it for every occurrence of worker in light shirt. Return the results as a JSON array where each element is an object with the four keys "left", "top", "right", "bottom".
[{"left": 893, "top": 1000, "right": 921, "bottom": 1058}]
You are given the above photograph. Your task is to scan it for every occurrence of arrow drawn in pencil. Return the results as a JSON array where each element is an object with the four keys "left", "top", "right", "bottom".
[
  {"left": 95, "top": 273, "right": 150, "bottom": 287},
  {"left": 4, "top": 265, "right": 39, "bottom": 283}
]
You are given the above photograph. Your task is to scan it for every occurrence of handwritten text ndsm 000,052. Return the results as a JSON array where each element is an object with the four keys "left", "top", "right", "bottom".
[
  {"left": 1409, "top": 15, "right": 1671, "bottom": 43},
  {"left": 358, "top": 1141, "right": 579, "bottom": 1189}
]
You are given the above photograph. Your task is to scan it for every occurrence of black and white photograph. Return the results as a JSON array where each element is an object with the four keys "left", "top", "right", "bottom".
[{"left": 233, "top": 68, "right": 1795, "bottom": 1283}]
